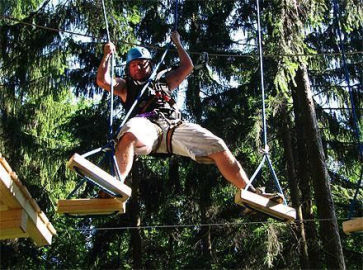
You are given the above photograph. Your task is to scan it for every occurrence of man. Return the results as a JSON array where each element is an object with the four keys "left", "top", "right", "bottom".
[{"left": 97, "top": 31, "right": 252, "bottom": 193}]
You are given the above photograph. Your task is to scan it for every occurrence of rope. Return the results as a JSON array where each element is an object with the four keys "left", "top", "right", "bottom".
[
  {"left": 333, "top": 0, "right": 363, "bottom": 219},
  {"left": 1, "top": 15, "right": 362, "bottom": 59},
  {"left": 333, "top": 1, "right": 362, "bottom": 160},
  {"left": 59, "top": 218, "right": 350, "bottom": 232},
  {"left": 100, "top": 0, "right": 115, "bottom": 140},
  {"left": 173, "top": 0, "right": 179, "bottom": 31},
  {"left": 245, "top": 0, "right": 287, "bottom": 204}
]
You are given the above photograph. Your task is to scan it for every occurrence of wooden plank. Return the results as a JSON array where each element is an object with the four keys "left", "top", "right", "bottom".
[
  {"left": 0, "top": 199, "right": 8, "bottom": 211},
  {"left": 343, "top": 217, "right": 363, "bottom": 234},
  {"left": 0, "top": 165, "right": 22, "bottom": 208},
  {"left": 26, "top": 216, "right": 55, "bottom": 246},
  {"left": 0, "top": 155, "right": 13, "bottom": 174},
  {"left": 0, "top": 158, "right": 57, "bottom": 246},
  {"left": 235, "top": 190, "right": 296, "bottom": 221},
  {"left": 67, "top": 153, "right": 131, "bottom": 200},
  {"left": 0, "top": 205, "right": 8, "bottom": 211},
  {"left": 0, "top": 209, "right": 28, "bottom": 240},
  {"left": 57, "top": 198, "right": 126, "bottom": 215}
]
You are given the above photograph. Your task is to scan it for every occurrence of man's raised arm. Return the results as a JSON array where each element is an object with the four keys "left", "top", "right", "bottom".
[{"left": 166, "top": 31, "right": 194, "bottom": 91}]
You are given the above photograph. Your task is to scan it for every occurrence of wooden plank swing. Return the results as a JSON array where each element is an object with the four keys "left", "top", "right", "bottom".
[
  {"left": 233, "top": 0, "right": 296, "bottom": 223},
  {"left": 342, "top": 217, "right": 363, "bottom": 234},
  {"left": 0, "top": 154, "right": 57, "bottom": 246},
  {"left": 235, "top": 189, "right": 296, "bottom": 221},
  {"left": 56, "top": 153, "right": 131, "bottom": 216},
  {"left": 57, "top": 198, "right": 127, "bottom": 216}
]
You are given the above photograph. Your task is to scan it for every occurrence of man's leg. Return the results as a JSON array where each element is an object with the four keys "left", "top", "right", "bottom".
[
  {"left": 209, "top": 150, "right": 250, "bottom": 190},
  {"left": 115, "top": 132, "right": 142, "bottom": 180}
]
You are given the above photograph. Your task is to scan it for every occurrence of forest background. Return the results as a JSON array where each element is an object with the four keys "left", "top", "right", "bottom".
[{"left": 0, "top": 0, "right": 362, "bottom": 269}]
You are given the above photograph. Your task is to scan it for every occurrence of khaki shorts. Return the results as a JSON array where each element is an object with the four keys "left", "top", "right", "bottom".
[{"left": 117, "top": 117, "right": 228, "bottom": 164}]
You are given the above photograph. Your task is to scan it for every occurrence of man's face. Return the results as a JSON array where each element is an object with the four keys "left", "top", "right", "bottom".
[{"left": 128, "top": 59, "right": 152, "bottom": 81}]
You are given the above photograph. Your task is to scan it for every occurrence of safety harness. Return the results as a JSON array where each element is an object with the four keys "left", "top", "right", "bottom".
[{"left": 122, "top": 69, "right": 182, "bottom": 154}]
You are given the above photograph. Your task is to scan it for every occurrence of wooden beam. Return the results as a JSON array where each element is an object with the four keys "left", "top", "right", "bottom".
[
  {"left": 67, "top": 153, "right": 131, "bottom": 200},
  {"left": 0, "top": 200, "right": 8, "bottom": 211},
  {"left": 57, "top": 198, "right": 126, "bottom": 215},
  {"left": 0, "top": 155, "right": 57, "bottom": 246},
  {"left": 0, "top": 209, "right": 28, "bottom": 240},
  {"left": 0, "top": 165, "right": 21, "bottom": 208},
  {"left": 343, "top": 217, "right": 363, "bottom": 234},
  {"left": 0, "top": 155, "right": 13, "bottom": 174},
  {"left": 235, "top": 190, "right": 296, "bottom": 221}
]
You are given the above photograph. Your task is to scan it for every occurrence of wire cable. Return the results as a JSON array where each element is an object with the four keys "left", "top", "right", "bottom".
[
  {"left": 1, "top": 14, "right": 362, "bottom": 59},
  {"left": 60, "top": 218, "right": 350, "bottom": 232}
]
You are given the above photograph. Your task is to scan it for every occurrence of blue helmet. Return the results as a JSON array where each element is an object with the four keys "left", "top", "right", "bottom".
[{"left": 126, "top": 46, "right": 152, "bottom": 65}]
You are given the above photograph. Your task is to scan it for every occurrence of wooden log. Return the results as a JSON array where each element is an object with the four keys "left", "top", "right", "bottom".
[
  {"left": 0, "top": 209, "right": 28, "bottom": 240},
  {"left": 57, "top": 198, "right": 126, "bottom": 215},
  {"left": 342, "top": 217, "right": 363, "bottom": 234},
  {"left": 235, "top": 189, "right": 296, "bottom": 221},
  {"left": 67, "top": 153, "right": 131, "bottom": 200}
]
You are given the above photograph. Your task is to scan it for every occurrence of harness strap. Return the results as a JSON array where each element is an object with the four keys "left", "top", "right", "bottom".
[
  {"left": 139, "top": 95, "right": 157, "bottom": 114},
  {"left": 166, "top": 121, "right": 182, "bottom": 154},
  {"left": 144, "top": 110, "right": 182, "bottom": 155},
  {"left": 151, "top": 121, "right": 164, "bottom": 152}
]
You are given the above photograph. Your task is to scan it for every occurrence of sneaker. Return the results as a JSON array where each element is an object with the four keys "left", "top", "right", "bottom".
[{"left": 255, "top": 187, "right": 284, "bottom": 204}]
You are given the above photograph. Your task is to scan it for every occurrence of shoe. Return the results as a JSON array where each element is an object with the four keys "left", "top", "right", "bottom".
[{"left": 255, "top": 187, "right": 284, "bottom": 204}]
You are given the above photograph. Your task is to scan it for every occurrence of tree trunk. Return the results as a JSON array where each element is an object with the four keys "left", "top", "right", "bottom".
[
  {"left": 278, "top": 103, "right": 310, "bottom": 269},
  {"left": 293, "top": 64, "right": 345, "bottom": 269},
  {"left": 292, "top": 80, "right": 322, "bottom": 269},
  {"left": 129, "top": 159, "right": 143, "bottom": 269}
]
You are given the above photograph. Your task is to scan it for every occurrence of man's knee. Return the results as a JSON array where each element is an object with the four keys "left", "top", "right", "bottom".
[
  {"left": 118, "top": 132, "right": 137, "bottom": 148},
  {"left": 209, "top": 149, "right": 232, "bottom": 160}
]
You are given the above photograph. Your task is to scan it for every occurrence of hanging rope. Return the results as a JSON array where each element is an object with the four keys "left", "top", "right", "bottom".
[
  {"left": 333, "top": 1, "right": 362, "bottom": 160},
  {"left": 101, "top": 0, "right": 115, "bottom": 140},
  {"left": 333, "top": 0, "right": 363, "bottom": 219},
  {"left": 173, "top": 0, "right": 179, "bottom": 31},
  {"left": 244, "top": 0, "right": 286, "bottom": 204}
]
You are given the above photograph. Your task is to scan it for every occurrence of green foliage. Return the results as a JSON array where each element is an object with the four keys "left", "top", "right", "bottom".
[{"left": 0, "top": 0, "right": 362, "bottom": 269}]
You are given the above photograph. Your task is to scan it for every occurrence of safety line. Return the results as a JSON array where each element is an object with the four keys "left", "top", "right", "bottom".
[
  {"left": 100, "top": 0, "right": 115, "bottom": 140},
  {"left": 62, "top": 218, "right": 350, "bottom": 232},
  {"left": 1, "top": 15, "right": 362, "bottom": 59}
]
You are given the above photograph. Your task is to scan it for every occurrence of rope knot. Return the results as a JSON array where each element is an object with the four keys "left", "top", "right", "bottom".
[{"left": 259, "top": 145, "right": 270, "bottom": 155}]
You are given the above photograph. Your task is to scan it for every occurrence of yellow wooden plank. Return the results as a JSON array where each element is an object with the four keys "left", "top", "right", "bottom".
[
  {"left": 235, "top": 190, "right": 296, "bottom": 221},
  {"left": 0, "top": 203, "right": 8, "bottom": 211},
  {"left": 343, "top": 217, "right": 363, "bottom": 234},
  {"left": 26, "top": 216, "right": 55, "bottom": 246},
  {"left": 17, "top": 199, "right": 56, "bottom": 246},
  {"left": 0, "top": 158, "right": 56, "bottom": 246},
  {"left": 57, "top": 198, "right": 126, "bottom": 215},
  {"left": 0, "top": 155, "right": 13, "bottom": 174},
  {"left": 0, "top": 209, "right": 28, "bottom": 240},
  {"left": 0, "top": 165, "right": 21, "bottom": 208},
  {"left": 67, "top": 153, "right": 131, "bottom": 200}
]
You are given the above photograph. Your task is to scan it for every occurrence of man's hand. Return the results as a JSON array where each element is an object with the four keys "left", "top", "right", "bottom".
[
  {"left": 104, "top": 42, "right": 116, "bottom": 56},
  {"left": 171, "top": 31, "right": 181, "bottom": 47}
]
